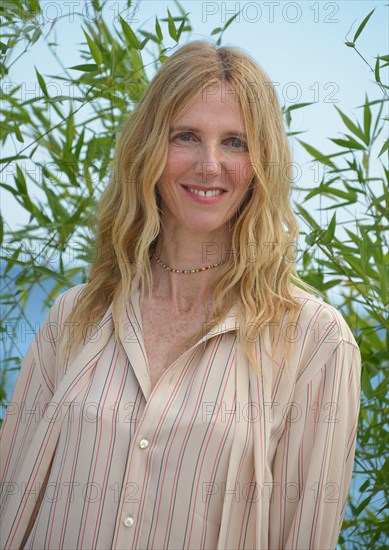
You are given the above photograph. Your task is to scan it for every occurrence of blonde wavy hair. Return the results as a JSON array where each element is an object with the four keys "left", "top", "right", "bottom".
[{"left": 61, "top": 40, "right": 317, "bottom": 370}]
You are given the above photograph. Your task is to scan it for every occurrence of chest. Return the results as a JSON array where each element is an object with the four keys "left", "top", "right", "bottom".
[{"left": 140, "top": 298, "right": 208, "bottom": 390}]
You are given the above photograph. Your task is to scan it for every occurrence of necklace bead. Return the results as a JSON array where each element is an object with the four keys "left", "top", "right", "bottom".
[{"left": 152, "top": 253, "right": 226, "bottom": 274}]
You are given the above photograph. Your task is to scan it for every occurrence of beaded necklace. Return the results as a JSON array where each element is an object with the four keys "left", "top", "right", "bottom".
[{"left": 152, "top": 253, "right": 226, "bottom": 274}]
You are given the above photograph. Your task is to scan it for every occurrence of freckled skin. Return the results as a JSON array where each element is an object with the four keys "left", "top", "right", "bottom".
[{"left": 141, "top": 294, "right": 213, "bottom": 392}]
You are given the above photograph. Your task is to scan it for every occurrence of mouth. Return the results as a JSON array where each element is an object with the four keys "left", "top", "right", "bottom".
[{"left": 182, "top": 185, "right": 226, "bottom": 198}]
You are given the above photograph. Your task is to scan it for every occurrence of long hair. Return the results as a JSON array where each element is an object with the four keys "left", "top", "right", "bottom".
[{"left": 61, "top": 40, "right": 317, "bottom": 370}]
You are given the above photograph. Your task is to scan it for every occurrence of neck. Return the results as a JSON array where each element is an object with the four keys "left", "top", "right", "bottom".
[{"left": 149, "top": 226, "right": 230, "bottom": 310}]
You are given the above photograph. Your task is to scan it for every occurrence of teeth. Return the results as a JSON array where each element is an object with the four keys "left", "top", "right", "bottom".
[{"left": 187, "top": 187, "right": 224, "bottom": 197}]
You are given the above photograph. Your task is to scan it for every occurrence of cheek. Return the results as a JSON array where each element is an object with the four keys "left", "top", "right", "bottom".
[
  {"left": 157, "top": 155, "right": 187, "bottom": 200},
  {"left": 163, "top": 150, "right": 191, "bottom": 180}
]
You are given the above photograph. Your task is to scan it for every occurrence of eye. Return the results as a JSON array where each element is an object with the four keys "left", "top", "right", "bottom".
[
  {"left": 227, "top": 138, "right": 248, "bottom": 150},
  {"left": 173, "top": 132, "right": 194, "bottom": 143}
]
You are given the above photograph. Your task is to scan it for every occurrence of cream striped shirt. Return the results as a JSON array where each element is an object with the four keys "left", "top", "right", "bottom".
[{"left": 0, "top": 277, "right": 361, "bottom": 549}]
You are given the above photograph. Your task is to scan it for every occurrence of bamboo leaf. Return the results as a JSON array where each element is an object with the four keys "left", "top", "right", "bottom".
[
  {"left": 361, "top": 368, "right": 374, "bottom": 400},
  {"left": 82, "top": 28, "right": 103, "bottom": 65},
  {"left": 354, "top": 494, "right": 373, "bottom": 515},
  {"left": 33, "top": 265, "right": 71, "bottom": 285},
  {"left": 31, "top": 27, "right": 41, "bottom": 45},
  {"left": 120, "top": 16, "right": 140, "bottom": 49},
  {"left": 128, "top": 48, "right": 144, "bottom": 73},
  {"left": 211, "top": 27, "right": 223, "bottom": 36},
  {"left": 296, "top": 204, "right": 321, "bottom": 231},
  {"left": 330, "top": 137, "right": 366, "bottom": 150},
  {"left": 0, "top": 183, "right": 20, "bottom": 197},
  {"left": 4, "top": 246, "right": 21, "bottom": 276},
  {"left": 305, "top": 230, "right": 319, "bottom": 246},
  {"left": 321, "top": 212, "right": 337, "bottom": 244},
  {"left": 74, "top": 128, "right": 85, "bottom": 158},
  {"left": 334, "top": 106, "right": 366, "bottom": 142},
  {"left": 155, "top": 17, "right": 163, "bottom": 41},
  {"left": 297, "top": 140, "right": 337, "bottom": 168},
  {"left": 317, "top": 278, "right": 344, "bottom": 291},
  {"left": 224, "top": 12, "right": 240, "bottom": 31},
  {"left": 176, "top": 16, "right": 189, "bottom": 40},
  {"left": 378, "top": 263, "right": 388, "bottom": 305},
  {"left": 42, "top": 183, "right": 69, "bottom": 223},
  {"left": 83, "top": 164, "right": 93, "bottom": 195},
  {"left": 287, "top": 102, "right": 314, "bottom": 112},
  {"left": 378, "top": 138, "right": 389, "bottom": 158},
  {"left": 359, "top": 229, "right": 369, "bottom": 272},
  {"left": 167, "top": 9, "right": 177, "bottom": 41},
  {"left": 342, "top": 254, "right": 371, "bottom": 282},
  {"left": 305, "top": 186, "right": 357, "bottom": 203},
  {"left": 65, "top": 109, "right": 75, "bottom": 150},
  {"left": 35, "top": 67, "right": 48, "bottom": 97},
  {"left": 14, "top": 124, "right": 24, "bottom": 143},
  {"left": 69, "top": 64, "right": 99, "bottom": 72},
  {"left": 14, "top": 165, "right": 27, "bottom": 195},
  {"left": 374, "top": 56, "right": 381, "bottom": 83},
  {"left": 363, "top": 94, "right": 372, "bottom": 145},
  {"left": 353, "top": 9, "right": 375, "bottom": 43}
]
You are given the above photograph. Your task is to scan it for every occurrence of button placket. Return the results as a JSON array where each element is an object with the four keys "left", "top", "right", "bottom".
[
  {"left": 115, "top": 372, "right": 178, "bottom": 548},
  {"left": 115, "top": 428, "right": 154, "bottom": 545}
]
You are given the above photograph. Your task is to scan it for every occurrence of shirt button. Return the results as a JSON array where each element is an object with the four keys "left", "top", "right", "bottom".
[
  {"left": 139, "top": 438, "right": 149, "bottom": 449},
  {"left": 123, "top": 516, "right": 135, "bottom": 528}
]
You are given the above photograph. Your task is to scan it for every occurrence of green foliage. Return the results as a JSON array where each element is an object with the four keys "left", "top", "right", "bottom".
[
  {"left": 291, "top": 10, "right": 388, "bottom": 547},
  {"left": 0, "top": 2, "right": 388, "bottom": 547}
]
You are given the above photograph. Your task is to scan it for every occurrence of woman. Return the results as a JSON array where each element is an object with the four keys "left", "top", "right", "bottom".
[{"left": 0, "top": 41, "right": 361, "bottom": 549}]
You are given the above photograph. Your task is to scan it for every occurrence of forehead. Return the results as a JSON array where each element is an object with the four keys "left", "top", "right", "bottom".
[
  {"left": 173, "top": 82, "right": 245, "bottom": 130},
  {"left": 200, "top": 82, "right": 240, "bottom": 104}
]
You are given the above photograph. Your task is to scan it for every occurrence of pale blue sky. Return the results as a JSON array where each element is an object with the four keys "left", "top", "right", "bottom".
[{"left": 2, "top": 0, "right": 387, "bottom": 229}]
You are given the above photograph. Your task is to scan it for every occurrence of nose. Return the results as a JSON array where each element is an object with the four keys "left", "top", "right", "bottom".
[{"left": 194, "top": 143, "right": 224, "bottom": 181}]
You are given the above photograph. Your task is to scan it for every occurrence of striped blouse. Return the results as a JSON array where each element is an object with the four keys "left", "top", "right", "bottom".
[{"left": 0, "top": 277, "right": 361, "bottom": 549}]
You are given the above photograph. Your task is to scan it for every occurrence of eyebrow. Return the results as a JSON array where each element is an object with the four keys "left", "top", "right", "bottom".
[{"left": 170, "top": 125, "right": 247, "bottom": 139}]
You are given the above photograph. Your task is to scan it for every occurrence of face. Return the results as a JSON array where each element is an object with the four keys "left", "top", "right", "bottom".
[{"left": 157, "top": 83, "right": 254, "bottom": 239}]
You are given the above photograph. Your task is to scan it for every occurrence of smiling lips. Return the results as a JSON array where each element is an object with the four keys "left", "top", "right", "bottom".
[{"left": 182, "top": 185, "right": 226, "bottom": 199}]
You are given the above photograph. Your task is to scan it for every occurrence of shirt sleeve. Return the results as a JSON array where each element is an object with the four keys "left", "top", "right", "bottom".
[
  {"left": 268, "top": 338, "right": 361, "bottom": 549},
  {"left": 0, "top": 302, "right": 59, "bottom": 500},
  {"left": 0, "top": 285, "right": 84, "bottom": 502}
]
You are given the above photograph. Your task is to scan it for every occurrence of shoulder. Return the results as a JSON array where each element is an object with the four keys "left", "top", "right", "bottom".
[
  {"left": 28, "top": 284, "right": 89, "bottom": 391},
  {"left": 289, "top": 283, "right": 359, "bottom": 349},
  {"left": 282, "top": 284, "right": 361, "bottom": 390},
  {"left": 35, "top": 283, "right": 87, "bottom": 343},
  {"left": 283, "top": 284, "right": 362, "bottom": 392},
  {"left": 47, "top": 283, "right": 88, "bottom": 325}
]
